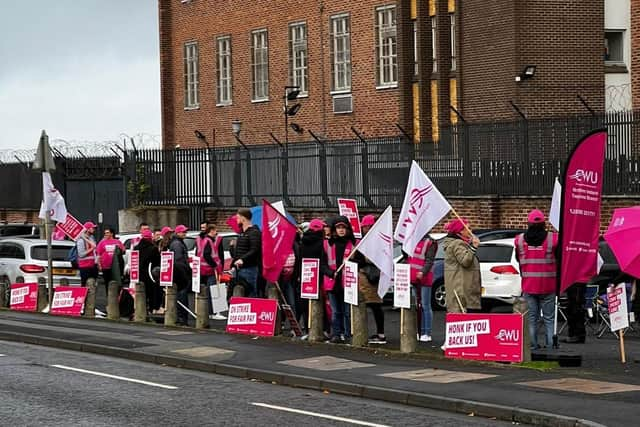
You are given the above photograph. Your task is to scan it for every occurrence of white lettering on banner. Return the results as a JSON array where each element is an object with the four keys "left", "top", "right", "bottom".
[
  {"left": 10, "top": 287, "right": 29, "bottom": 305},
  {"left": 569, "top": 169, "right": 599, "bottom": 185},
  {"left": 228, "top": 303, "right": 258, "bottom": 325},
  {"left": 52, "top": 291, "right": 74, "bottom": 309},
  {"left": 396, "top": 186, "right": 433, "bottom": 240},
  {"left": 445, "top": 320, "right": 491, "bottom": 349}
]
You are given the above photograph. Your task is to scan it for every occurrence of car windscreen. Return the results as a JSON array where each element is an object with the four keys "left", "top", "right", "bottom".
[
  {"left": 31, "top": 245, "right": 72, "bottom": 261},
  {"left": 476, "top": 245, "right": 513, "bottom": 263}
]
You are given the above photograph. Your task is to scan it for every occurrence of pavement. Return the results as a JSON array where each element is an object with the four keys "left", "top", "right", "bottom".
[{"left": 2, "top": 308, "right": 640, "bottom": 427}]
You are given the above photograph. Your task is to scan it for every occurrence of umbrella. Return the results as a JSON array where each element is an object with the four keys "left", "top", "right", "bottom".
[{"left": 603, "top": 206, "right": 640, "bottom": 277}]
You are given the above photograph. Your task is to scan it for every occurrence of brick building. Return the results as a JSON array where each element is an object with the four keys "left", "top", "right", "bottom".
[{"left": 159, "top": 0, "right": 605, "bottom": 149}]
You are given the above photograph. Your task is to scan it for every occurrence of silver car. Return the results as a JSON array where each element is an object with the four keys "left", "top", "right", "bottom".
[{"left": 0, "top": 238, "right": 81, "bottom": 286}]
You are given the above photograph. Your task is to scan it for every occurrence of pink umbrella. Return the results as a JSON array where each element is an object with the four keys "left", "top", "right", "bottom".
[{"left": 603, "top": 206, "right": 640, "bottom": 277}]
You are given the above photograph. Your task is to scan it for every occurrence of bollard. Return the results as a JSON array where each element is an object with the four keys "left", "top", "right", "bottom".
[
  {"left": 84, "top": 278, "right": 96, "bottom": 318},
  {"left": 107, "top": 281, "right": 120, "bottom": 320},
  {"left": 232, "top": 283, "right": 245, "bottom": 297},
  {"left": 0, "top": 279, "right": 8, "bottom": 308},
  {"left": 195, "top": 285, "right": 209, "bottom": 329},
  {"left": 164, "top": 284, "right": 177, "bottom": 326},
  {"left": 308, "top": 297, "right": 324, "bottom": 342},
  {"left": 351, "top": 289, "right": 368, "bottom": 347},
  {"left": 266, "top": 283, "right": 282, "bottom": 335},
  {"left": 400, "top": 291, "right": 418, "bottom": 353},
  {"left": 134, "top": 282, "right": 147, "bottom": 323},
  {"left": 513, "top": 296, "right": 532, "bottom": 362},
  {"left": 37, "top": 277, "right": 48, "bottom": 312}
]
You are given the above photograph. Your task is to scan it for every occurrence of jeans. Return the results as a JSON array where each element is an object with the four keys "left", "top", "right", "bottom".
[
  {"left": 420, "top": 286, "right": 433, "bottom": 336},
  {"left": 235, "top": 266, "right": 258, "bottom": 297},
  {"left": 328, "top": 291, "right": 351, "bottom": 337},
  {"left": 524, "top": 292, "right": 555, "bottom": 349},
  {"left": 177, "top": 286, "right": 190, "bottom": 323}
]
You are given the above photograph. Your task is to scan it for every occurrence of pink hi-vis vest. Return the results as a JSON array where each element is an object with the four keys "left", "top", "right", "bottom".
[
  {"left": 409, "top": 238, "right": 435, "bottom": 286},
  {"left": 196, "top": 235, "right": 223, "bottom": 276},
  {"left": 515, "top": 232, "right": 558, "bottom": 295},
  {"left": 323, "top": 239, "right": 354, "bottom": 291},
  {"left": 78, "top": 238, "right": 96, "bottom": 269}
]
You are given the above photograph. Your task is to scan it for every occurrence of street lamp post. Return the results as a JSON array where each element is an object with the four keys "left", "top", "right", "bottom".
[{"left": 283, "top": 87, "right": 300, "bottom": 206}]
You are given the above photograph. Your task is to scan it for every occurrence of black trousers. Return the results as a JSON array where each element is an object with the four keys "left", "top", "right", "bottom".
[
  {"left": 566, "top": 284, "right": 586, "bottom": 338},
  {"left": 367, "top": 303, "right": 385, "bottom": 335}
]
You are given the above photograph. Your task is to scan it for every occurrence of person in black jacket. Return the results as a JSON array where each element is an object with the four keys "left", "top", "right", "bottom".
[
  {"left": 170, "top": 224, "right": 192, "bottom": 325},
  {"left": 134, "top": 229, "right": 161, "bottom": 314},
  {"left": 230, "top": 208, "right": 262, "bottom": 297}
]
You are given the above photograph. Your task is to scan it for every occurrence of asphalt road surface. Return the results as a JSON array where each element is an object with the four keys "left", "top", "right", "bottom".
[{"left": 0, "top": 340, "right": 511, "bottom": 426}]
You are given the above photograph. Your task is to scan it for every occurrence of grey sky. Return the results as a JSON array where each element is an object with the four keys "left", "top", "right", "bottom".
[{"left": 0, "top": 0, "right": 160, "bottom": 150}]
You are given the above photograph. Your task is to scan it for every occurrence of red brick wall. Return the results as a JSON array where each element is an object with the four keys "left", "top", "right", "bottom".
[
  {"left": 632, "top": 0, "right": 640, "bottom": 109},
  {"left": 0, "top": 209, "right": 39, "bottom": 224}
]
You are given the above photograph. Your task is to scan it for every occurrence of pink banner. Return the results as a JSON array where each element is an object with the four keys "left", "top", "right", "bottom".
[
  {"left": 56, "top": 213, "right": 85, "bottom": 241},
  {"left": 300, "top": 258, "right": 320, "bottom": 299},
  {"left": 226, "top": 297, "right": 278, "bottom": 336},
  {"left": 129, "top": 250, "right": 140, "bottom": 283},
  {"left": 261, "top": 199, "right": 298, "bottom": 282},
  {"left": 160, "top": 251, "right": 174, "bottom": 287},
  {"left": 445, "top": 313, "right": 523, "bottom": 363},
  {"left": 338, "top": 198, "right": 362, "bottom": 238},
  {"left": 10, "top": 283, "right": 39, "bottom": 312},
  {"left": 50, "top": 286, "right": 88, "bottom": 317},
  {"left": 560, "top": 130, "right": 606, "bottom": 292}
]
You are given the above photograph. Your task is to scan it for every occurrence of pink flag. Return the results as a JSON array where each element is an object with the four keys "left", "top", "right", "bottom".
[
  {"left": 226, "top": 214, "right": 242, "bottom": 233},
  {"left": 559, "top": 130, "right": 606, "bottom": 293},
  {"left": 261, "top": 199, "right": 298, "bottom": 283}
]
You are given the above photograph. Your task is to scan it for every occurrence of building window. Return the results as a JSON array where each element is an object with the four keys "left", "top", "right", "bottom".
[
  {"left": 375, "top": 5, "right": 397, "bottom": 87},
  {"left": 413, "top": 20, "right": 418, "bottom": 76},
  {"left": 330, "top": 14, "right": 351, "bottom": 92},
  {"left": 216, "top": 36, "right": 232, "bottom": 105},
  {"left": 450, "top": 14, "right": 456, "bottom": 71},
  {"left": 605, "top": 30, "right": 624, "bottom": 64},
  {"left": 431, "top": 17, "right": 437, "bottom": 73},
  {"left": 183, "top": 41, "right": 199, "bottom": 108},
  {"left": 251, "top": 29, "right": 269, "bottom": 101},
  {"left": 289, "top": 22, "right": 308, "bottom": 95}
]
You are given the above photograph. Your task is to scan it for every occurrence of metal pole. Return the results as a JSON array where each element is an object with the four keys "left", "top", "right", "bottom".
[{"left": 46, "top": 211, "right": 53, "bottom": 307}]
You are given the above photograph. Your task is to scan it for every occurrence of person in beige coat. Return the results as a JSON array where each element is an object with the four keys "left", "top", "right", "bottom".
[{"left": 443, "top": 218, "right": 482, "bottom": 313}]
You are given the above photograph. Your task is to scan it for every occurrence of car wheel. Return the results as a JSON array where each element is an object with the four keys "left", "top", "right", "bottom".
[{"left": 431, "top": 280, "right": 446, "bottom": 311}]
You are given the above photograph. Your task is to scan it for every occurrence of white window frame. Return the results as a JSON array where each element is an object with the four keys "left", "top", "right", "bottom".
[
  {"left": 184, "top": 41, "right": 199, "bottom": 109},
  {"left": 431, "top": 16, "right": 437, "bottom": 74},
  {"left": 216, "top": 36, "right": 233, "bottom": 106},
  {"left": 450, "top": 14, "right": 456, "bottom": 71},
  {"left": 251, "top": 29, "right": 269, "bottom": 102},
  {"left": 375, "top": 5, "right": 398, "bottom": 88},
  {"left": 289, "top": 22, "right": 308, "bottom": 96},
  {"left": 330, "top": 13, "right": 352, "bottom": 93},
  {"left": 413, "top": 20, "right": 418, "bottom": 77}
]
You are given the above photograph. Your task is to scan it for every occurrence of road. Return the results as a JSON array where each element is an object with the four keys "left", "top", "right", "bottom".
[{"left": 0, "top": 340, "right": 510, "bottom": 426}]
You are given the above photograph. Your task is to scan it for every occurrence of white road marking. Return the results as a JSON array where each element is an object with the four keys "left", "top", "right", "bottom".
[
  {"left": 0, "top": 354, "right": 5, "bottom": 357},
  {"left": 251, "top": 402, "right": 390, "bottom": 427},
  {"left": 50, "top": 365, "right": 178, "bottom": 390}
]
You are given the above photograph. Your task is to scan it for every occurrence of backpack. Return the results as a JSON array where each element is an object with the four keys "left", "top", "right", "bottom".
[{"left": 67, "top": 245, "right": 79, "bottom": 268}]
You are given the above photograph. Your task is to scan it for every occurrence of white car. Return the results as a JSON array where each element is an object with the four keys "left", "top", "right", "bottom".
[
  {"left": 477, "top": 238, "right": 521, "bottom": 305},
  {"left": 0, "top": 238, "right": 81, "bottom": 286}
]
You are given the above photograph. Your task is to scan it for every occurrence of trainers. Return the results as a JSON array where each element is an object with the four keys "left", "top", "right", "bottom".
[
  {"left": 329, "top": 335, "right": 343, "bottom": 344},
  {"left": 368, "top": 335, "right": 387, "bottom": 344},
  {"left": 209, "top": 314, "right": 227, "bottom": 320},
  {"left": 419, "top": 335, "right": 432, "bottom": 342}
]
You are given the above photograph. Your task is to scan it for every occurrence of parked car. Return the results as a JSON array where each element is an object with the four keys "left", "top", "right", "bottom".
[
  {"left": 0, "top": 238, "right": 80, "bottom": 286},
  {"left": 474, "top": 229, "right": 525, "bottom": 242}
]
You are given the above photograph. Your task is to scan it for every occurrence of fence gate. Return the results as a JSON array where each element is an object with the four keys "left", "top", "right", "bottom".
[{"left": 64, "top": 179, "right": 125, "bottom": 232}]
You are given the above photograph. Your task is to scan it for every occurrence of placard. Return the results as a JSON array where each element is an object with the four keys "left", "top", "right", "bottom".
[
  {"left": 56, "top": 213, "right": 85, "bottom": 241},
  {"left": 343, "top": 260, "right": 358, "bottom": 305},
  {"left": 393, "top": 263, "right": 411, "bottom": 309},
  {"left": 160, "top": 251, "right": 174, "bottom": 287},
  {"left": 10, "top": 283, "right": 39, "bottom": 312},
  {"left": 210, "top": 283, "right": 228, "bottom": 314},
  {"left": 129, "top": 250, "right": 140, "bottom": 284},
  {"left": 300, "top": 258, "right": 320, "bottom": 300},
  {"left": 607, "top": 283, "right": 629, "bottom": 332},
  {"left": 191, "top": 257, "right": 201, "bottom": 293},
  {"left": 50, "top": 286, "right": 88, "bottom": 317},
  {"left": 226, "top": 297, "right": 278, "bottom": 336},
  {"left": 337, "top": 198, "right": 362, "bottom": 239},
  {"left": 445, "top": 313, "right": 524, "bottom": 363}
]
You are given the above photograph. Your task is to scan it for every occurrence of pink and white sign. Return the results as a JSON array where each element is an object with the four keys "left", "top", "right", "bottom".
[
  {"left": 393, "top": 263, "right": 411, "bottom": 309},
  {"left": 445, "top": 313, "right": 524, "bottom": 363},
  {"left": 226, "top": 297, "right": 278, "bottom": 336},
  {"left": 10, "top": 283, "right": 39, "bottom": 312},
  {"left": 160, "top": 251, "right": 174, "bottom": 287},
  {"left": 129, "top": 250, "right": 140, "bottom": 284},
  {"left": 343, "top": 260, "right": 358, "bottom": 305},
  {"left": 338, "top": 198, "right": 362, "bottom": 239},
  {"left": 191, "top": 257, "right": 201, "bottom": 293},
  {"left": 50, "top": 286, "right": 88, "bottom": 317},
  {"left": 56, "top": 213, "right": 85, "bottom": 241},
  {"left": 607, "top": 283, "right": 629, "bottom": 332},
  {"left": 300, "top": 258, "right": 320, "bottom": 299}
]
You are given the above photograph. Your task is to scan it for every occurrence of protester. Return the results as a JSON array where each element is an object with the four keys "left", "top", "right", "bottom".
[
  {"left": 135, "top": 229, "right": 162, "bottom": 314},
  {"left": 170, "top": 224, "right": 192, "bottom": 325},
  {"left": 96, "top": 226, "right": 125, "bottom": 289},
  {"left": 353, "top": 214, "right": 386, "bottom": 345},
  {"left": 443, "top": 218, "right": 481, "bottom": 313},
  {"left": 514, "top": 209, "right": 558, "bottom": 350},
  {"left": 196, "top": 224, "right": 226, "bottom": 320},
  {"left": 410, "top": 232, "right": 438, "bottom": 342},
  {"left": 159, "top": 226, "right": 173, "bottom": 252},
  {"left": 230, "top": 208, "right": 261, "bottom": 297},
  {"left": 320, "top": 215, "right": 356, "bottom": 343},
  {"left": 298, "top": 218, "right": 328, "bottom": 337},
  {"left": 130, "top": 222, "right": 151, "bottom": 248},
  {"left": 77, "top": 221, "right": 98, "bottom": 286}
]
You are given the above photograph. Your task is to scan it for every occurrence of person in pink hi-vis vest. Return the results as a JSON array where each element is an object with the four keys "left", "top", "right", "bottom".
[{"left": 514, "top": 209, "right": 559, "bottom": 350}]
